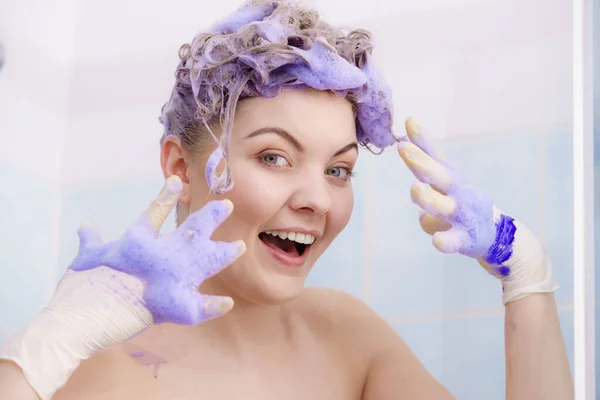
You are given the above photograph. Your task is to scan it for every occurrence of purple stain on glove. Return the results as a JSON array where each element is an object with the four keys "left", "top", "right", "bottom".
[
  {"left": 68, "top": 200, "right": 243, "bottom": 325},
  {"left": 483, "top": 214, "right": 516, "bottom": 277},
  {"left": 485, "top": 214, "right": 516, "bottom": 264}
]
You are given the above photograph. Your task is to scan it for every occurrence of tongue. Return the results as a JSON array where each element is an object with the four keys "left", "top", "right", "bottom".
[{"left": 260, "top": 234, "right": 300, "bottom": 257}]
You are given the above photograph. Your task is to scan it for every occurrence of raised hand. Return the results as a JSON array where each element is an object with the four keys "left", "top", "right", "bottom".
[
  {"left": 397, "top": 118, "right": 557, "bottom": 304},
  {"left": 69, "top": 175, "right": 246, "bottom": 325},
  {"left": 0, "top": 176, "right": 247, "bottom": 399}
]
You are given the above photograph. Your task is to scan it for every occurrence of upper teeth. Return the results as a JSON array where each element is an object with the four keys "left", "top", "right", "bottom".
[{"left": 264, "top": 230, "right": 316, "bottom": 245}]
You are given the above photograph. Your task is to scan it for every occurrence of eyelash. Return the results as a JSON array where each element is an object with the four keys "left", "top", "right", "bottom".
[
  {"left": 258, "top": 153, "right": 355, "bottom": 181},
  {"left": 325, "top": 166, "right": 355, "bottom": 180}
]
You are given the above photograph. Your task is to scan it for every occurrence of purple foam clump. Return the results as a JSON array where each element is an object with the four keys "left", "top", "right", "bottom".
[
  {"left": 445, "top": 183, "right": 497, "bottom": 258},
  {"left": 207, "top": 2, "right": 278, "bottom": 35},
  {"left": 68, "top": 199, "right": 242, "bottom": 325},
  {"left": 159, "top": 1, "right": 399, "bottom": 193}
]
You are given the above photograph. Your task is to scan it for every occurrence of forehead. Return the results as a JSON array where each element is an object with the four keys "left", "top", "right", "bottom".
[{"left": 232, "top": 88, "right": 357, "bottom": 145}]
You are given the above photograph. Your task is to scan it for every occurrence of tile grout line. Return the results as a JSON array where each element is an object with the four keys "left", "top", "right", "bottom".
[
  {"left": 386, "top": 299, "right": 575, "bottom": 324},
  {"left": 362, "top": 159, "right": 373, "bottom": 304},
  {"left": 538, "top": 131, "right": 547, "bottom": 244}
]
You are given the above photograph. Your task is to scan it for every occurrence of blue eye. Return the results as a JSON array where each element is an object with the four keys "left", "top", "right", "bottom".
[
  {"left": 261, "top": 154, "right": 289, "bottom": 166},
  {"left": 326, "top": 166, "right": 353, "bottom": 179}
]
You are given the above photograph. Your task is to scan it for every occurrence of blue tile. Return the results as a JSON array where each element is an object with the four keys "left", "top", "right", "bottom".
[
  {"left": 543, "top": 131, "right": 573, "bottom": 302},
  {"left": 390, "top": 317, "right": 445, "bottom": 378},
  {"left": 557, "top": 308, "right": 574, "bottom": 376},
  {"left": 0, "top": 165, "right": 60, "bottom": 332},
  {"left": 441, "top": 133, "right": 541, "bottom": 230},
  {"left": 392, "top": 314, "right": 505, "bottom": 400},
  {"left": 391, "top": 307, "right": 573, "bottom": 400},
  {"left": 545, "top": 241, "right": 574, "bottom": 303},
  {"left": 369, "top": 248, "right": 502, "bottom": 318}
]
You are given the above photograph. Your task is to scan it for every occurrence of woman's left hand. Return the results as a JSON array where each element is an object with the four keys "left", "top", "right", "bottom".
[{"left": 396, "top": 117, "right": 557, "bottom": 304}]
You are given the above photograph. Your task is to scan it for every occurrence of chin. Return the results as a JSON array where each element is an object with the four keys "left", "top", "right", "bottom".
[
  {"left": 207, "top": 231, "right": 325, "bottom": 306},
  {"left": 233, "top": 257, "right": 312, "bottom": 306},
  {"left": 252, "top": 272, "right": 309, "bottom": 305},
  {"left": 215, "top": 247, "right": 316, "bottom": 306}
]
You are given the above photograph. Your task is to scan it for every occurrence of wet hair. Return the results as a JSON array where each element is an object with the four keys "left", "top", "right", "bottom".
[{"left": 159, "top": 0, "right": 398, "bottom": 195}]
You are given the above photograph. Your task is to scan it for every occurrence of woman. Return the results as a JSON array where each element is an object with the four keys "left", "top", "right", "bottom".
[{"left": 0, "top": 1, "right": 572, "bottom": 399}]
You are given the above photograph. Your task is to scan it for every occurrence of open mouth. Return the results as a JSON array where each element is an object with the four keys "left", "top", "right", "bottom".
[{"left": 258, "top": 230, "right": 315, "bottom": 258}]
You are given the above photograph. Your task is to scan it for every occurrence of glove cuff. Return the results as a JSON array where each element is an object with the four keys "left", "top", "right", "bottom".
[{"left": 0, "top": 310, "right": 84, "bottom": 399}]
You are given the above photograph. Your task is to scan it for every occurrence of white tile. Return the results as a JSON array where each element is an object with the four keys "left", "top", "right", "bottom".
[
  {"left": 0, "top": 28, "right": 72, "bottom": 116},
  {"left": 0, "top": 168, "right": 61, "bottom": 330},
  {"left": 63, "top": 107, "right": 164, "bottom": 186},
  {"left": 0, "top": 0, "right": 78, "bottom": 67},
  {"left": 0, "top": 89, "right": 67, "bottom": 183}
]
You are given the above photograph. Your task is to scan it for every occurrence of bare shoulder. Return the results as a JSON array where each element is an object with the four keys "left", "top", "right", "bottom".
[
  {"left": 53, "top": 347, "right": 145, "bottom": 400},
  {"left": 294, "top": 287, "right": 381, "bottom": 328},
  {"left": 292, "top": 287, "right": 403, "bottom": 353},
  {"left": 294, "top": 287, "right": 455, "bottom": 399}
]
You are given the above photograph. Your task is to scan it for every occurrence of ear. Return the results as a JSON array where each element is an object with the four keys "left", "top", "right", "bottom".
[{"left": 160, "top": 136, "right": 191, "bottom": 206}]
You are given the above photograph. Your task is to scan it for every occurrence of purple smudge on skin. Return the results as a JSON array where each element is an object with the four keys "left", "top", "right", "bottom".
[
  {"left": 68, "top": 196, "right": 240, "bottom": 326},
  {"left": 129, "top": 351, "right": 167, "bottom": 379}
]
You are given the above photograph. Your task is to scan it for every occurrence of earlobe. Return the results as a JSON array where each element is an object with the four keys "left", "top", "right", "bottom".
[{"left": 160, "top": 136, "right": 191, "bottom": 206}]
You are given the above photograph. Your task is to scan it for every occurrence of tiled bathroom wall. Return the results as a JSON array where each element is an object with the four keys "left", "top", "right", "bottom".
[{"left": 0, "top": 0, "right": 573, "bottom": 398}]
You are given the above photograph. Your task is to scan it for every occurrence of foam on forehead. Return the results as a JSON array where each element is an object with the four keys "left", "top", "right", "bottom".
[{"left": 159, "top": 0, "right": 398, "bottom": 192}]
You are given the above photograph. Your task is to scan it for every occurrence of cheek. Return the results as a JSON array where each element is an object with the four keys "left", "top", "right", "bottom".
[
  {"left": 326, "top": 186, "right": 355, "bottom": 237},
  {"left": 212, "top": 160, "right": 291, "bottom": 238}
]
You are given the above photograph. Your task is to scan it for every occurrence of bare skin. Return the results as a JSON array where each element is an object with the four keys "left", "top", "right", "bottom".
[
  {"left": 52, "top": 287, "right": 443, "bottom": 400},
  {"left": 0, "top": 89, "right": 571, "bottom": 399},
  {"left": 50, "top": 291, "right": 571, "bottom": 400}
]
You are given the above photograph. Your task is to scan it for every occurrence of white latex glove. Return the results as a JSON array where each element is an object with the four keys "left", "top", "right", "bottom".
[
  {"left": 0, "top": 176, "right": 246, "bottom": 399},
  {"left": 397, "top": 117, "right": 558, "bottom": 305}
]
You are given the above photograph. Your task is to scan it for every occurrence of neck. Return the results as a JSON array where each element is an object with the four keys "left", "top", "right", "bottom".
[
  {"left": 132, "top": 277, "right": 296, "bottom": 365},
  {"left": 196, "top": 277, "right": 293, "bottom": 353}
]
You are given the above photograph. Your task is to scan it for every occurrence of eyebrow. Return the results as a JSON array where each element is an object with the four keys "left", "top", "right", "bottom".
[
  {"left": 333, "top": 142, "right": 358, "bottom": 157},
  {"left": 245, "top": 127, "right": 304, "bottom": 151},
  {"left": 244, "top": 126, "right": 358, "bottom": 157}
]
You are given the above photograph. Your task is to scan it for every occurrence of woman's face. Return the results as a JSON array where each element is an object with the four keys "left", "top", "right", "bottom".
[{"left": 167, "top": 88, "right": 358, "bottom": 305}]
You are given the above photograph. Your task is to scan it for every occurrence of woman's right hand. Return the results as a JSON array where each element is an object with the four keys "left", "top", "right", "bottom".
[{"left": 0, "top": 175, "right": 246, "bottom": 400}]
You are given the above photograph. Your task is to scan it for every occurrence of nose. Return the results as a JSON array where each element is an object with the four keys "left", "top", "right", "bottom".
[{"left": 288, "top": 172, "right": 332, "bottom": 216}]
